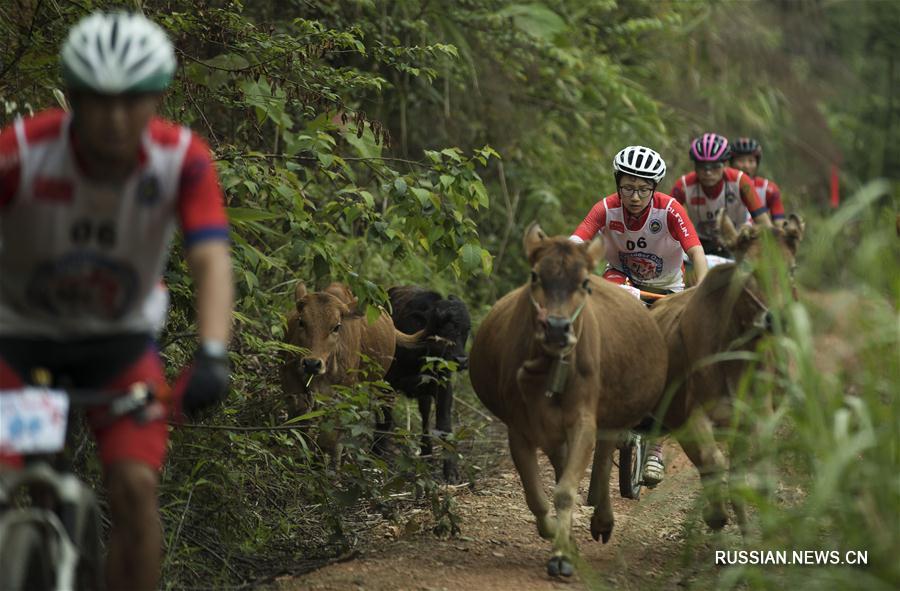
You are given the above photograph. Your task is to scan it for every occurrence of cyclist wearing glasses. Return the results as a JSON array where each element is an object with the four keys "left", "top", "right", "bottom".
[
  {"left": 570, "top": 146, "right": 708, "bottom": 294},
  {"left": 729, "top": 137, "right": 786, "bottom": 223},
  {"left": 0, "top": 12, "right": 234, "bottom": 590},
  {"left": 670, "top": 132, "right": 772, "bottom": 256}
]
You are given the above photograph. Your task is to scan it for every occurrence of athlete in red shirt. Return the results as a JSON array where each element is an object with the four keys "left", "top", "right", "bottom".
[
  {"left": 730, "top": 137, "right": 785, "bottom": 222},
  {"left": 0, "top": 12, "right": 234, "bottom": 590},
  {"left": 572, "top": 146, "right": 707, "bottom": 292},
  {"left": 670, "top": 133, "right": 773, "bottom": 256}
]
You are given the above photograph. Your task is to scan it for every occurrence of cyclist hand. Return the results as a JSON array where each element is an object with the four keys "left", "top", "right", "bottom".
[{"left": 180, "top": 342, "right": 230, "bottom": 418}]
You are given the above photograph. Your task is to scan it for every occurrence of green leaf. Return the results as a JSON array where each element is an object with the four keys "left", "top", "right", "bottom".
[
  {"left": 365, "top": 304, "right": 381, "bottom": 325},
  {"left": 393, "top": 178, "right": 408, "bottom": 195},
  {"left": 459, "top": 243, "right": 483, "bottom": 274},
  {"left": 410, "top": 186, "right": 432, "bottom": 207},
  {"left": 227, "top": 207, "right": 283, "bottom": 222},
  {"left": 495, "top": 3, "right": 567, "bottom": 41}
]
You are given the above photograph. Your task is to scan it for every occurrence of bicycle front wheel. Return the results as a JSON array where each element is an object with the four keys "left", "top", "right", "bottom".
[
  {"left": 0, "top": 521, "right": 55, "bottom": 591},
  {"left": 618, "top": 432, "right": 649, "bottom": 500},
  {"left": 72, "top": 496, "right": 105, "bottom": 591}
]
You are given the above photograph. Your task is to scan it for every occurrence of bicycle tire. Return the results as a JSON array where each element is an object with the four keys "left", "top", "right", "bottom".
[
  {"left": 618, "top": 433, "right": 648, "bottom": 500},
  {"left": 0, "top": 521, "right": 55, "bottom": 591}
]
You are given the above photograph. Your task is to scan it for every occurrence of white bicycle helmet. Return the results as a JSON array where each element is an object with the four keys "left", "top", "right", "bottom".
[
  {"left": 613, "top": 146, "right": 667, "bottom": 184},
  {"left": 61, "top": 12, "right": 176, "bottom": 93}
]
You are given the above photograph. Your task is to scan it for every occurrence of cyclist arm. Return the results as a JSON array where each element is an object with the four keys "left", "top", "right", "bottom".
[
  {"left": 767, "top": 180, "right": 785, "bottom": 222},
  {"left": 739, "top": 174, "right": 772, "bottom": 227},
  {"left": 667, "top": 199, "right": 708, "bottom": 283},
  {"left": 178, "top": 135, "right": 234, "bottom": 346},
  {"left": 0, "top": 125, "right": 20, "bottom": 211},
  {"left": 687, "top": 246, "right": 708, "bottom": 284},
  {"left": 570, "top": 198, "right": 607, "bottom": 243},
  {"left": 670, "top": 177, "right": 686, "bottom": 205}
]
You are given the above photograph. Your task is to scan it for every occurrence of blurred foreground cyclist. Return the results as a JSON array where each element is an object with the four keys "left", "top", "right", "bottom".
[{"left": 0, "top": 11, "right": 234, "bottom": 590}]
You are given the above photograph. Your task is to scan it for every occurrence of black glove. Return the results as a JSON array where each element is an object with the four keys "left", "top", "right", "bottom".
[{"left": 181, "top": 343, "right": 230, "bottom": 418}]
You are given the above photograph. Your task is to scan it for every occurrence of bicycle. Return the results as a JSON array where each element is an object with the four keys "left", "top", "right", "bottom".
[
  {"left": 0, "top": 376, "right": 158, "bottom": 591},
  {"left": 614, "top": 286, "right": 671, "bottom": 500}
]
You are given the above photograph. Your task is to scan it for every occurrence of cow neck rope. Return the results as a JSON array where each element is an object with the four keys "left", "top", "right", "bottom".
[{"left": 528, "top": 290, "right": 587, "bottom": 398}]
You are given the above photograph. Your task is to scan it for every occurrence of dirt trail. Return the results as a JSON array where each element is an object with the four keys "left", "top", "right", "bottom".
[{"left": 274, "top": 439, "right": 729, "bottom": 591}]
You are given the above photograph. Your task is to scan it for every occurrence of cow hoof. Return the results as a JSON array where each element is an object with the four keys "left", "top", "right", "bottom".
[
  {"left": 443, "top": 464, "right": 461, "bottom": 484},
  {"left": 547, "top": 556, "right": 574, "bottom": 577},
  {"left": 590, "top": 513, "right": 614, "bottom": 543},
  {"left": 703, "top": 506, "right": 729, "bottom": 531}
]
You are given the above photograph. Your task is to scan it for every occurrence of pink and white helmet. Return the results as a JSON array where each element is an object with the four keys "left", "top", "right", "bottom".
[{"left": 689, "top": 133, "right": 731, "bottom": 163}]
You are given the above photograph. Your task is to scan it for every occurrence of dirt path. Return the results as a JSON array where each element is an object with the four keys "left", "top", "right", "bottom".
[{"left": 274, "top": 438, "right": 732, "bottom": 591}]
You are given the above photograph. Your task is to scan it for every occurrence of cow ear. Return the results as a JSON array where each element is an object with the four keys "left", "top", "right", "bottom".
[
  {"left": 584, "top": 234, "right": 605, "bottom": 267},
  {"left": 523, "top": 222, "right": 547, "bottom": 264},
  {"left": 341, "top": 301, "right": 364, "bottom": 320}
]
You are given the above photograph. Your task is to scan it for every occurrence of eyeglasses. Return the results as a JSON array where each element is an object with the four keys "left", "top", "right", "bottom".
[
  {"left": 618, "top": 186, "right": 654, "bottom": 198},
  {"left": 695, "top": 163, "right": 725, "bottom": 172}
]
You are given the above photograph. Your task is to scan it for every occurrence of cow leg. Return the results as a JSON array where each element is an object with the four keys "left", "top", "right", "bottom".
[
  {"left": 548, "top": 416, "right": 596, "bottom": 576},
  {"left": 417, "top": 392, "right": 433, "bottom": 457},
  {"left": 508, "top": 430, "right": 556, "bottom": 540},
  {"left": 373, "top": 402, "right": 396, "bottom": 457},
  {"left": 547, "top": 443, "right": 568, "bottom": 484},
  {"left": 677, "top": 410, "right": 729, "bottom": 530},
  {"left": 435, "top": 384, "right": 459, "bottom": 483},
  {"left": 588, "top": 437, "right": 616, "bottom": 543}
]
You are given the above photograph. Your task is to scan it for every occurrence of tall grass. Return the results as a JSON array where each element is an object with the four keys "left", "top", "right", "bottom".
[{"left": 700, "top": 181, "right": 900, "bottom": 590}]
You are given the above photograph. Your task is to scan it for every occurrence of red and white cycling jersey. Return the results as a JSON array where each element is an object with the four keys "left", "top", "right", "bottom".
[
  {"left": 752, "top": 176, "right": 785, "bottom": 221},
  {"left": 570, "top": 192, "right": 700, "bottom": 291},
  {"left": 0, "top": 109, "right": 229, "bottom": 338},
  {"left": 670, "top": 167, "right": 767, "bottom": 241}
]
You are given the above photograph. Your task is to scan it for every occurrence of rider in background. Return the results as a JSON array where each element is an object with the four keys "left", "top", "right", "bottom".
[
  {"left": 671, "top": 133, "right": 772, "bottom": 257},
  {"left": 0, "top": 12, "right": 234, "bottom": 590},
  {"left": 570, "top": 146, "right": 706, "bottom": 486},
  {"left": 730, "top": 137, "right": 786, "bottom": 224}
]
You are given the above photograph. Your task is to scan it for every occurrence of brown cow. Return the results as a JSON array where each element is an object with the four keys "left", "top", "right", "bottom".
[
  {"left": 649, "top": 210, "right": 804, "bottom": 532},
  {"left": 469, "top": 224, "right": 667, "bottom": 577},
  {"left": 279, "top": 282, "right": 420, "bottom": 458}
]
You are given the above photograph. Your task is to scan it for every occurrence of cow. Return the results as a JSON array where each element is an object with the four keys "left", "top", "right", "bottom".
[
  {"left": 383, "top": 286, "right": 471, "bottom": 482},
  {"left": 279, "top": 282, "right": 420, "bottom": 461},
  {"left": 468, "top": 224, "right": 668, "bottom": 577},
  {"left": 648, "top": 210, "right": 804, "bottom": 532}
]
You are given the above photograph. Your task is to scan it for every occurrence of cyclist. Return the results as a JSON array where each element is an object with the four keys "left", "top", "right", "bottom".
[
  {"left": 670, "top": 132, "right": 772, "bottom": 257},
  {"left": 730, "top": 137, "right": 786, "bottom": 223},
  {"left": 0, "top": 12, "right": 234, "bottom": 591},
  {"left": 570, "top": 146, "right": 707, "bottom": 486}
]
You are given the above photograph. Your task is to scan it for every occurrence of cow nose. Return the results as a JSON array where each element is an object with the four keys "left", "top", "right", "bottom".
[
  {"left": 301, "top": 358, "right": 324, "bottom": 374},
  {"left": 545, "top": 316, "right": 572, "bottom": 346},
  {"left": 455, "top": 356, "right": 469, "bottom": 370}
]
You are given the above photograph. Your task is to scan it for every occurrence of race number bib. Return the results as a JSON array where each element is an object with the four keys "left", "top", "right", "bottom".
[{"left": 0, "top": 388, "right": 69, "bottom": 454}]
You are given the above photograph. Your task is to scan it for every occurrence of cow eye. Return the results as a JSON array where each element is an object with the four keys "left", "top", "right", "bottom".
[
  {"left": 581, "top": 278, "right": 592, "bottom": 292},
  {"left": 331, "top": 323, "right": 342, "bottom": 334},
  {"left": 530, "top": 270, "right": 538, "bottom": 284},
  {"left": 297, "top": 319, "right": 306, "bottom": 330}
]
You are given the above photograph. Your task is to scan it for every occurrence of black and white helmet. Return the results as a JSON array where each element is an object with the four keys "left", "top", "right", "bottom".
[
  {"left": 613, "top": 146, "right": 667, "bottom": 184},
  {"left": 61, "top": 12, "right": 176, "bottom": 94}
]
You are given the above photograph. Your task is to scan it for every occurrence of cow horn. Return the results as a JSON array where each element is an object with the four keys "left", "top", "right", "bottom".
[{"left": 524, "top": 222, "right": 547, "bottom": 264}]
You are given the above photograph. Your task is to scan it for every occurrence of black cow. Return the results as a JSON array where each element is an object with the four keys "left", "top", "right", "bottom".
[{"left": 383, "top": 286, "right": 471, "bottom": 482}]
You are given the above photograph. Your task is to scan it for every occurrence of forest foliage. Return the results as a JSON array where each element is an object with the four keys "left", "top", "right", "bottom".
[{"left": 1, "top": 0, "right": 897, "bottom": 589}]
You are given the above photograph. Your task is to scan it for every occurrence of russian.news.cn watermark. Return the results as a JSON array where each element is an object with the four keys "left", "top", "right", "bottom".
[{"left": 715, "top": 550, "right": 868, "bottom": 566}]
